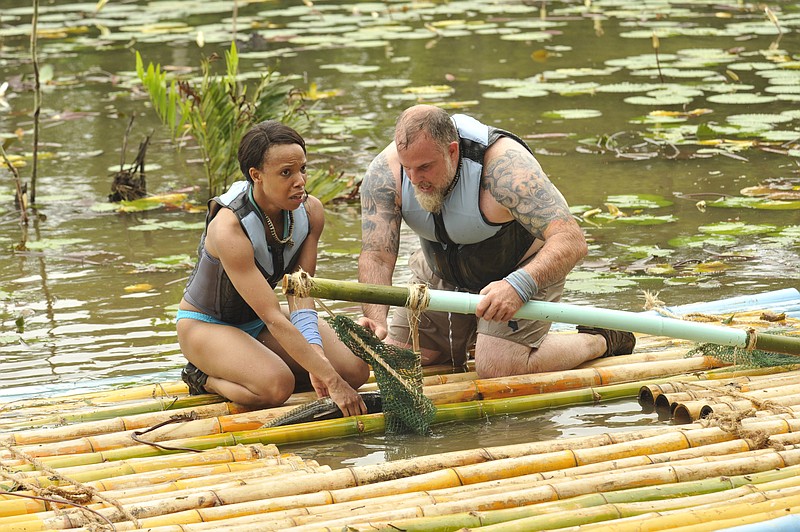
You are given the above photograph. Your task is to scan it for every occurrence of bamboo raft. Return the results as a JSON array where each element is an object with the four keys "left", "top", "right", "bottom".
[{"left": 2, "top": 293, "right": 800, "bottom": 531}]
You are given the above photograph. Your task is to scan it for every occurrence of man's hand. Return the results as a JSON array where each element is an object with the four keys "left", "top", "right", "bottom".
[
  {"left": 357, "top": 316, "right": 388, "bottom": 340},
  {"left": 476, "top": 279, "right": 525, "bottom": 322}
]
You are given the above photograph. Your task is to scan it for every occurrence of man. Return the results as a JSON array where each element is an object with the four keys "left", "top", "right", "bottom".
[{"left": 357, "top": 104, "right": 635, "bottom": 378}]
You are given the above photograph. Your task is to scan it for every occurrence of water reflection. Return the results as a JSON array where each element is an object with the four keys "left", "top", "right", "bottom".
[{"left": 283, "top": 398, "right": 662, "bottom": 469}]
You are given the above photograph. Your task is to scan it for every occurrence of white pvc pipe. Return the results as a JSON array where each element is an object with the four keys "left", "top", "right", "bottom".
[{"left": 426, "top": 289, "right": 750, "bottom": 348}]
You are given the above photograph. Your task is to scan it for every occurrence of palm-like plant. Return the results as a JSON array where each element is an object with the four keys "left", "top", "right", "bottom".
[{"left": 135, "top": 42, "right": 310, "bottom": 198}]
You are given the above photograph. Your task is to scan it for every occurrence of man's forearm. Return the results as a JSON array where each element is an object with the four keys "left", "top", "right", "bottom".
[
  {"left": 521, "top": 228, "right": 587, "bottom": 290},
  {"left": 358, "top": 251, "right": 396, "bottom": 323}
]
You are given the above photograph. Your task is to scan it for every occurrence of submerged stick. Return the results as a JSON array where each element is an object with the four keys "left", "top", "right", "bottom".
[{"left": 282, "top": 275, "right": 800, "bottom": 356}]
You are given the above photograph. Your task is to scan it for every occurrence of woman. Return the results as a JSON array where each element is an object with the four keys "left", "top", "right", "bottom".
[{"left": 176, "top": 120, "right": 369, "bottom": 415}]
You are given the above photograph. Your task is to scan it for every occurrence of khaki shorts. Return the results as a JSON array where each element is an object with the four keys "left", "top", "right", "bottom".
[{"left": 388, "top": 250, "right": 565, "bottom": 368}]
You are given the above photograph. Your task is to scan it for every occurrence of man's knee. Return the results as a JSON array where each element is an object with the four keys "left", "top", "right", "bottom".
[{"left": 474, "top": 336, "right": 542, "bottom": 378}]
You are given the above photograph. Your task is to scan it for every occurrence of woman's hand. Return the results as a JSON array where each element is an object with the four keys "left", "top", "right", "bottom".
[
  {"left": 326, "top": 377, "right": 367, "bottom": 417},
  {"left": 308, "top": 345, "right": 366, "bottom": 416}
]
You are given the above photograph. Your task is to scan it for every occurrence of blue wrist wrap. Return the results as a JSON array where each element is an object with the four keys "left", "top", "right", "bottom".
[
  {"left": 503, "top": 269, "right": 539, "bottom": 303},
  {"left": 290, "top": 308, "right": 323, "bottom": 347}
]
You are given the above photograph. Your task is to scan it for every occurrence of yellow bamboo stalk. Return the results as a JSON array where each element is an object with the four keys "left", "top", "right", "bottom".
[
  {"left": 664, "top": 508, "right": 800, "bottom": 532},
  {"left": 1, "top": 402, "right": 242, "bottom": 447},
  {"left": 578, "top": 492, "right": 800, "bottom": 532},
  {"left": 656, "top": 381, "right": 800, "bottom": 419},
  {"left": 280, "top": 452, "right": 800, "bottom": 532},
  {"left": 639, "top": 368, "right": 800, "bottom": 412},
  {"left": 4, "top": 444, "right": 278, "bottom": 489},
  {"left": 578, "top": 345, "right": 694, "bottom": 367},
  {"left": 15, "top": 434, "right": 800, "bottom": 524},
  {"left": 140, "top": 438, "right": 782, "bottom": 530},
  {"left": 156, "top": 445, "right": 800, "bottom": 530},
  {"left": 0, "top": 382, "right": 188, "bottom": 412},
  {"left": 332, "top": 467, "right": 800, "bottom": 532},
  {"left": 674, "top": 393, "right": 800, "bottom": 424},
  {"left": 0, "top": 455, "right": 309, "bottom": 511}
]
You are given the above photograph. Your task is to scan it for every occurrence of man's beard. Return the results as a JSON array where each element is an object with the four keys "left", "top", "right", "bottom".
[
  {"left": 414, "top": 186, "right": 447, "bottom": 214},
  {"left": 413, "top": 158, "right": 455, "bottom": 214}
]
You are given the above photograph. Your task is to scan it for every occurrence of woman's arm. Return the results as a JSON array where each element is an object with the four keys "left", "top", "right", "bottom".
[{"left": 205, "top": 207, "right": 365, "bottom": 415}]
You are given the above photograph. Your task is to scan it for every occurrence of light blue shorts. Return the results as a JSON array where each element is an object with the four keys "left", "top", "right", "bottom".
[{"left": 175, "top": 310, "right": 265, "bottom": 338}]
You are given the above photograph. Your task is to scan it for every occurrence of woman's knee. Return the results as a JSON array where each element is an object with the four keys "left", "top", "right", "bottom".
[
  {"left": 249, "top": 378, "right": 295, "bottom": 408},
  {"left": 333, "top": 357, "right": 370, "bottom": 388}
]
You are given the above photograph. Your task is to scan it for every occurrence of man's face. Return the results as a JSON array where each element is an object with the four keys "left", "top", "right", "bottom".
[{"left": 397, "top": 134, "right": 457, "bottom": 214}]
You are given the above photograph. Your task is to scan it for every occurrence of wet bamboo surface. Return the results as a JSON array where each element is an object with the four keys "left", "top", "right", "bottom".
[{"left": 1, "top": 314, "right": 800, "bottom": 531}]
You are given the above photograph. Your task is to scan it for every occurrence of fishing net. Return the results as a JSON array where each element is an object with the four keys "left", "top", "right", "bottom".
[
  {"left": 686, "top": 330, "right": 800, "bottom": 369},
  {"left": 326, "top": 315, "right": 436, "bottom": 435}
]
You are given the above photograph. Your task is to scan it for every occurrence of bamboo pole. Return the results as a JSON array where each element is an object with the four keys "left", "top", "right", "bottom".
[
  {"left": 654, "top": 381, "right": 800, "bottom": 419},
  {"left": 311, "top": 467, "right": 800, "bottom": 532},
  {"left": 283, "top": 275, "right": 800, "bottom": 355},
  {"left": 15, "top": 444, "right": 800, "bottom": 531},
  {"left": 0, "top": 392, "right": 230, "bottom": 433},
  {"left": 6, "top": 422, "right": 800, "bottom": 528},
  {"left": 1, "top": 360, "right": 726, "bottom": 465},
  {"left": 639, "top": 368, "right": 800, "bottom": 412},
  {"left": 673, "top": 393, "right": 800, "bottom": 424},
  {"left": 244, "top": 451, "right": 800, "bottom": 532}
]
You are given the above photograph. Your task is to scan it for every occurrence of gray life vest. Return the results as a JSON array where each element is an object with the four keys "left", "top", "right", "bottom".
[
  {"left": 183, "top": 180, "right": 310, "bottom": 324},
  {"left": 401, "top": 114, "right": 536, "bottom": 292}
]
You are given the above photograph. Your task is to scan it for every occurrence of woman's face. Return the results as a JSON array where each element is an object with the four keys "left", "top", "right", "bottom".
[{"left": 251, "top": 142, "right": 307, "bottom": 212}]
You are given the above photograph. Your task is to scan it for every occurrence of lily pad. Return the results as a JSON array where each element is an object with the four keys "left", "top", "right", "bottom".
[
  {"left": 606, "top": 194, "right": 674, "bottom": 209},
  {"left": 613, "top": 243, "right": 674, "bottom": 259},
  {"left": 707, "top": 196, "right": 800, "bottom": 210},
  {"left": 542, "top": 109, "right": 602, "bottom": 119},
  {"left": 706, "top": 93, "right": 777, "bottom": 104},
  {"left": 321, "top": 64, "right": 380, "bottom": 74},
  {"left": 587, "top": 213, "right": 677, "bottom": 225},
  {"left": 25, "top": 238, "right": 90, "bottom": 251},
  {"left": 726, "top": 113, "right": 794, "bottom": 127},
  {"left": 667, "top": 234, "right": 738, "bottom": 248},
  {"left": 697, "top": 221, "right": 777, "bottom": 236},
  {"left": 564, "top": 270, "right": 639, "bottom": 295},
  {"left": 128, "top": 220, "right": 205, "bottom": 232},
  {"left": 624, "top": 94, "right": 694, "bottom": 106}
]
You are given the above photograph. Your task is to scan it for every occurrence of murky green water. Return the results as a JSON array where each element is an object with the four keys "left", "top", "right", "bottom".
[{"left": 1, "top": 0, "right": 799, "bottom": 463}]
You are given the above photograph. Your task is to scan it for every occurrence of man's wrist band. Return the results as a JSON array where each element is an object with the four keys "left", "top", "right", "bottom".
[{"left": 503, "top": 269, "right": 539, "bottom": 302}]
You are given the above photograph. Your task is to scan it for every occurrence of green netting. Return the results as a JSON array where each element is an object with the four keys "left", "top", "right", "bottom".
[
  {"left": 326, "top": 315, "right": 436, "bottom": 434},
  {"left": 687, "top": 333, "right": 800, "bottom": 369}
]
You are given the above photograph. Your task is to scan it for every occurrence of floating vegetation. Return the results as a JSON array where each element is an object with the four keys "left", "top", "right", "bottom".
[
  {"left": 708, "top": 196, "right": 800, "bottom": 211},
  {"left": 582, "top": 200, "right": 676, "bottom": 225},
  {"left": 24, "top": 237, "right": 89, "bottom": 251},
  {"left": 606, "top": 194, "right": 674, "bottom": 209},
  {"left": 564, "top": 270, "right": 640, "bottom": 295},
  {"left": 542, "top": 109, "right": 602, "bottom": 120},
  {"left": 667, "top": 234, "right": 739, "bottom": 249},
  {"left": 128, "top": 254, "right": 194, "bottom": 272},
  {"left": 127, "top": 220, "right": 205, "bottom": 232},
  {"left": 698, "top": 221, "right": 778, "bottom": 236},
  {"left": 90, "top": 193, "right": 194, "bottom": 213},
  {"left": 612, "top": 243, "right": 674, "bottom": 259}
]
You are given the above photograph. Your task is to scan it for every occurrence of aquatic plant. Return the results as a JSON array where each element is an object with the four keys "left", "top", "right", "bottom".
[{"left": 136, "top": 42, "right": 311, "bottom": 198}]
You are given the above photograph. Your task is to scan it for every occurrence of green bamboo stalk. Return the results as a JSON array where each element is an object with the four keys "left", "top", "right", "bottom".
[
  {"left": 0, "top": 395, "right": 227, "bottom": 437},
  {"left": 2, "top": 370, "right": 778, "bottom": 472},
  {"left": 0, "top": 382, "right": 190, "bottom": 411}
]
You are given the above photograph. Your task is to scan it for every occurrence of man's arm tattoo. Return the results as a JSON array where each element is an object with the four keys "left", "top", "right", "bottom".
[
  {"left": 361, "top": 152, "right": 401, "bottom": 254},
  {"left": 483, "top": 149, "right": 573, "bottom": 238}
]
